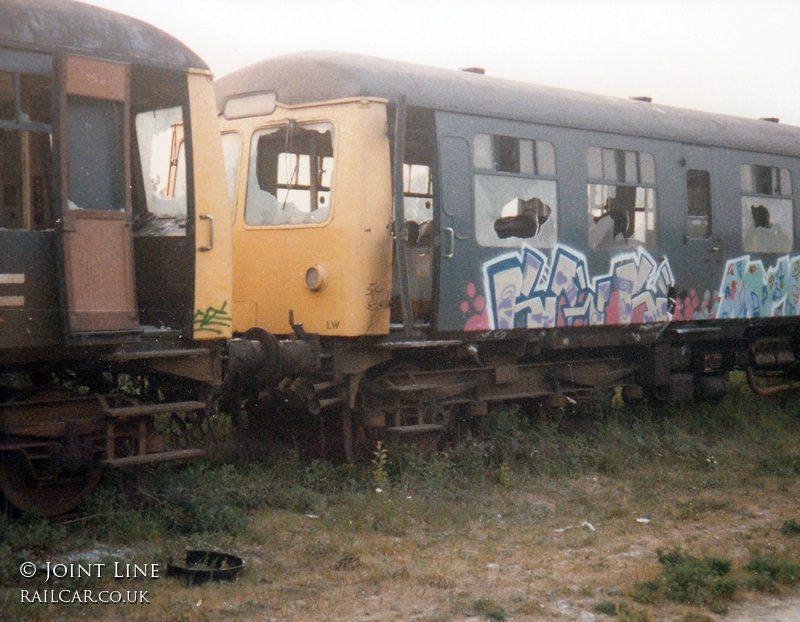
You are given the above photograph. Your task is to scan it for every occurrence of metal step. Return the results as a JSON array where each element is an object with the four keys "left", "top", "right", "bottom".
[
  {"left": 102, "top": 448, "right": 206, "bottom": 468},
  {"left": 386, "top": 424, "right": 444, "bottom": 435},
  {"left": 104, "top": 400, "right": 206, "bottom": 420}
]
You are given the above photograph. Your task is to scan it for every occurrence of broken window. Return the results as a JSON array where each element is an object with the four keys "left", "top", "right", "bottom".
[
  {"left": 134, "top": 106, "right": 187, "bottom": 235},
  {"left": 0, "top": 63, "right": 53, "bottom": 230},
  {"left": 686, "top": 169, "right": 711, "bottom": 239},
  {"left": 586, "top": 147, "right": 656, "bottom": 249},
  {"left": 741, "top": 164, "right": 793, "bottom": 253},
  {"left": 245, "top": 121, "right": 334, "bottom": 226},
  {"left": 473, "top": 133, "right": 557, "bottom": 248}
]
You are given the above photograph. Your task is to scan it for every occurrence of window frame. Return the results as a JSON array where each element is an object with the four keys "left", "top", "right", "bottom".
[
  {"left": 243, "top": 119, "right": 336, "bottom": 229},
  {"left": 472, "top": 132, "right": 558, "bottom": 249},
  {"left": 686, "top": 168, "right": 712, "bottom": 240},
  {"left": 740, "top": 163, "right": 794, "bottom": 254},
  {"left": 586, "top": 146, "right": 658, "bottom": 250}
]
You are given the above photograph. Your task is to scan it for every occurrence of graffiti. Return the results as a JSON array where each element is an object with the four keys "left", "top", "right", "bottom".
[
  {"left": 714, "top": 254, "right": 800, "bottom": 319},
  {"left": 460, "top": 282, "right": 490, "bottom": 330},
  {"left": 193, "top": 301, "right": 232, "bottom": 335},
  {"left": 476, "top": 244, "right": 674, "bottom": 331},
  {"left": 366, "top": 282, "right": 391, "bottom": 331}
]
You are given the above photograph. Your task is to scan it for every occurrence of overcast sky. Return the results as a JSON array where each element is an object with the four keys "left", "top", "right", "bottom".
[{"left": 84, "top": 0, "right": 800, "bottom": 125}]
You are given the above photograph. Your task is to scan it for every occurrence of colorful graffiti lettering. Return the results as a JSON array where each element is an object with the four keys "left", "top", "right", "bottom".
[
  {"left": 715, "top": 255, "right": 800, "bottom": 319},
  {"left": 193, "top": 301, "right": 232, "bottom": 335},
  {"left": 476, "top": 244, "right": 674, "bottom": 331}
]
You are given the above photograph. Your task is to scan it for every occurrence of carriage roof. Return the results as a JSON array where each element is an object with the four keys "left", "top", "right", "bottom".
[
  {"left": 215, "top": 50, "right": 800, "bottom": 158},
  {"left": 0, "top": 0, "right": 207, "bottom": 72}
]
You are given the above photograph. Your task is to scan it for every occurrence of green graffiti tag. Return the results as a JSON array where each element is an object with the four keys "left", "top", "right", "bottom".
[{"left": 194, "top": 301, "right": 232, "bottom": 335}]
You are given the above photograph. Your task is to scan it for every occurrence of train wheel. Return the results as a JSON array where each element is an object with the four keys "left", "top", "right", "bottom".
[{"left": 0, "top": 449, "right": 102, "bottom": 517}]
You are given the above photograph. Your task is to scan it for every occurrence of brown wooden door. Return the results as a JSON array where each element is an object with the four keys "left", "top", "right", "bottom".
[{"left": 58, "top": 56, "right": 138, "bottom": 335}]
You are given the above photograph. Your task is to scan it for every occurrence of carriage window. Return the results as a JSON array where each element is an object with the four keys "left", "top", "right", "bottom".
[
  {"left": 67, "top": 96, "right": 123, "bottom": 212},
  {"left": 686, "top": 169, "right": 711, "bottom": 239},
  {"left": 473, "top": 133, "right": 558, "bottom": 248},
  {"left": 741, "top": 164, "right": 793, "bottom": 253},
  {"left": 0, "top": 69, "right": 53, "bottom": 230},
  {"left": 135, "top": 106, "right": 187, "bottom": 228},
  {"left": 403, "top": 163, "right": 434, "bottom": 246},
  {"left": 245, "top": 122, "right": 334, "bottom": 226},
  {"left": 221, "top": 131, "right": 241, "bottom": 216},
  {"left": 587, "top": 147, "right": 656, "bottom": 249}
]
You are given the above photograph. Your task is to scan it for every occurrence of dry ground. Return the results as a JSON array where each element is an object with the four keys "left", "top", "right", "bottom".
[
  {"left": 6, "top": 472, "right": 800, "bottom": 621},
  {"left": 5, "top": 386, "right": 800, "bottom": 621}
]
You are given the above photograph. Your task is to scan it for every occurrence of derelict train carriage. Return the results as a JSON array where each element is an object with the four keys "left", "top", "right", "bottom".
[
  {"left": 215, "top": 51, "right": 800, "bottom": 458},
  {"left": 0, "top": 0, "right": 236, "bottom": 515}
]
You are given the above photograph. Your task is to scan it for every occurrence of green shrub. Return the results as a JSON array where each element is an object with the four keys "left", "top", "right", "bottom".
[
  {"left": 633, "top": 548, "right": 737, "bottom": 614},
  {"left": 745, "top": 554, "right": 800, "bottom": 591}
]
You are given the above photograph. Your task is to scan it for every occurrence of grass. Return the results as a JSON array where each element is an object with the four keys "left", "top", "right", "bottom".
[{"left": 3, "top": 373, "right": 800, "bottom": 619}]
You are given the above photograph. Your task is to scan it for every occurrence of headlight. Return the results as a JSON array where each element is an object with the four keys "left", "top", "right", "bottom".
[{"left": 305, "top": 264, "right": 328, "bottom": 291}]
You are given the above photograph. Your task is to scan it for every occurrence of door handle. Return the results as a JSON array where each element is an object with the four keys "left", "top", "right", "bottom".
[
  {"left": 442, "top": 227, "right": 455, "bottom": 259},
  {"left": 708, "top": 237, "right": 725, "bottom": 263},
  {"left": 199, "top": 214, "right": 214, "bottom": 252}
]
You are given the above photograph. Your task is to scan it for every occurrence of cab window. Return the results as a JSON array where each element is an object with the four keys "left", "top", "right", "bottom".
[{"left": 245, "top": 121, "right": 334, "bottom": 226}]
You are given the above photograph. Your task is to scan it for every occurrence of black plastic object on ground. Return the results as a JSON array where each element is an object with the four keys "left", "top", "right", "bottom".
[{"left": 167, "top": 550, "right": 245, "bottom": 585}]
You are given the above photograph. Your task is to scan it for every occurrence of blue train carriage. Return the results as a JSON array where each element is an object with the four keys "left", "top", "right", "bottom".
[
  {"left": 0, "top": 0, "right": 233, "bottom": 515},
  {"left": 215, "top": 51, "right": 800, "bottom": 458}
]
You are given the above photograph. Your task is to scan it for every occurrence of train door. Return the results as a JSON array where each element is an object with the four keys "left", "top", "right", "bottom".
[
  {"left": 678, "top": 146, "right": 725, "bottom": 312},
  {"left": 391, "top": 106, "right": 437, "bottom": 331},
  {"left": 435, "top": 132, "right": 473, "bottom": 332},
  {"left": 57, "top": 56, "right": 138, "bottom": 337}
]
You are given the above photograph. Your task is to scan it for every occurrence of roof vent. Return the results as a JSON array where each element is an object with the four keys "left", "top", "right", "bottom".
[
  {"left": 460, "top": 67, "right": 485, "bottom": 75},
  {"left": 629, "top": 96, "right": 652, "bottom": 103},
  {"left": 759, "top": 117, "right": 780, "bottom": 123}
]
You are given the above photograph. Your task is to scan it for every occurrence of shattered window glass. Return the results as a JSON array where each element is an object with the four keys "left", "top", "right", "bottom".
[
  {"left": 473, "top": 133, "right": 558, "bottom": 248},
  {"left": 741, "top": 165, "right": 793, "bottom": 253},
  {"left": 135, "top": 106, "right": 186, "bottom": 221},
  {"left": 245, "top": 121, "right": 334, "bottom": 226}
]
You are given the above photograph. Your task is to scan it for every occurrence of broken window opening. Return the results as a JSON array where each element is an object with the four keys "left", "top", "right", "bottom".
[
  {"left": 246, "top": 121, "right": 334, "bottom": 226},
  {"left": 473, "top": 133, "right": 557, "bottom": 248},
  {"left": 133, "top": 106, "right": 187, "bottom": 236},
  {"left": 586, "top": 147, "right": 656, "bottom": 250},
  {"left": 741, "top": 164, "right": 793, "bottom": 253}
]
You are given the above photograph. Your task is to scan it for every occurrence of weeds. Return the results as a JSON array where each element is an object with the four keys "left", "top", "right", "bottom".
[
  {"left": 744, "top": 554, "right": 800, "bottom": 592},
  {"left": 593, "top": 600, "right": 650, "bottom": 621},
  {"left": 632, "top": 548, "right": 736, "bottom": 614},
  {"left": 781, "top": 518, "right": 800, "bottom": 536},
  {"left": 467, "top": 595, "right": 507, "bottom": 621},
  {"left": 371, "top": 441, "right": 390, "bottom": 493},
  {"left": 3, "top": 376, "right": 800, "bottom": 620}
]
